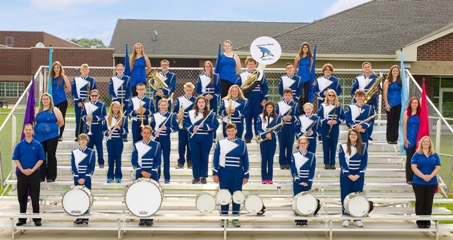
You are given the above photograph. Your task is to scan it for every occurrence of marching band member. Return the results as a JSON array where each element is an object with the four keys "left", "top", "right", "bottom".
[
  {"left": 294, "top": 42, "right": 314, "bottom": 114},
  {"left": 109, "top": 63, "right": 131, "bottom": 142},
  {"left": 278, "top": 63, "right": 302, "bottom": 102},
  {"left": 13, "top": 124, "right": 45, "bottom": 227},
  {"left": 196, "top": 61, "right": 222, "bottom": 114},
  {"left": 276, "top": 88, "right": 300, "bottom": 170},
  {"left": 318, "top": 89, "right": 344, "bottom": 170},
  {"left": 151, "top": 99, "right": 178, "bottom": 183},
  {"left": 345, "top": 90, "right": 375, "bottom": 143},
  {"left": 50, "top": 61, "right": 70, "bottom": 141},
  {"left": 217, "top": 40, "right": 242, "bottom": 99},
  {"left": 351, "top": 62, "right": 380, "bottom": 144},
  {"left": 295, "top": 103, "right": 319, "bottom": 154},
  {"left": 71, "top": 63, "right": 97, "bottom": 141},
  {"left": 213, "top": 123, "right": 249, "bottom": 228},
  {"left": 403, "top": 97, "right": 420, "bottom": 184},
  {"left": 81, "top": 89, "right": 106, "bottom": 168},
  {"left": 174, "top": 82, "right": 196, "bottom": 169},
  {"left": 340, "top": 129, "right": 368, "bottom": 228},
  {"left": 184, "top": 96, "right": 219, "bottom": 184},
  {"left": 103, "top": 101, "right": 127, "bottom": 183},
  {"left": 383, "top": 65, "right": 402, "bottom": 144},
  {"left": 151, "top": 59, "right": 177, "bottom": 112},
  {"left": 130, "top": 43, "right": 151, "bottom": 96},
  {"left": 313, "top": 63, "right": 342, "bottom": 108},
  {"left": 126, "top": 83, "right": 154, "bottom": 143},
  {"left": 236, "top": 57, "right": 268, "bottom": 143},
  {"left": 256, "top": 101, "right": 281, "bottom": 184},
  {"left": 71, "top": 134, "right": 96, "bottom": 225},
  {"left": 131, "top": 125, "right": 161, "bottom": 227},
  {"left": 219, "top": 85, "right": 249, "bottom": 139},
  {"left": 291, "top": 136, "right": 317, "bottom": 226}
]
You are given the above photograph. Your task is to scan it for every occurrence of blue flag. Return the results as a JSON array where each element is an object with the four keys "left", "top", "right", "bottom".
[
  {"left": 21, "top": 77, "right": 35, "bottom": 140},
  {"left": 308, "top": 46, "right": 317, "bottom": 102},
  {"left": 124, "top": 44, "right": 131, "bottom": 76},
  {"left": 399, "top": 50, "right": 409, "bottom": 155},
  {"left": 47, "top": 46, "right": 53, "bottom": 96},
  {"left": 214, "top": 44, "right": 221, "bottom": 74}
]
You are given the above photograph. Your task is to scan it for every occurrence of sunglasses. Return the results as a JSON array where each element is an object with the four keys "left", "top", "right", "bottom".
[
  {"left": 328, "top": 94, "right": 335, "bottom": 97},
  {"left": 91, "top": 95, "right": 98, "bottom": 97}
]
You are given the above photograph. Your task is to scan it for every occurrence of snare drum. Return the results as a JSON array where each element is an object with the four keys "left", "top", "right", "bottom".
[
  {"left": 124, "top": 178, "right": 163, "bottom": 217},
  {"left": 232, "top": 190, "right": 245, "bottom": 204},
  {"left": 292, "top": 191, "right": 318, "bottom": 216},
  {"left": 215, "top": 189, "right": 232, "bottom": 205},
  {"left": 244, "top": 194, "right": 263, "bottom": 213},
  {"left": 196, "top": 193, "right": 216, "bottom": 213},
  {"left": 344, "top": 192, "right": 370, "bottom": 217},
  {"left": 62, "top": 185, "right": 93, "bottom": 216}
]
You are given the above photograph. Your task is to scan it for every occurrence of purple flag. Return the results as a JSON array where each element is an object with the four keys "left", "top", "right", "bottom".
[{"left": 21, "top": 77, "right": 35, "bottom": 140}]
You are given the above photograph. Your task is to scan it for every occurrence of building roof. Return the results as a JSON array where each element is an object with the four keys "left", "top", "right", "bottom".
[
  {"left": 237, "top": 0, "right": 453, "bottom": 55},
  {"left": 109, "top": 19, "right": 305, "bottom": 57}
]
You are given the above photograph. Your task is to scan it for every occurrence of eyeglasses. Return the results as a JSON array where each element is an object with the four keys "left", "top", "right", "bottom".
[
  {"left": 350, "top": 133, "right": 358, "bottom": 136},
  {"left": 136, "top": 88, "right": 146, "bottom": 91},
  {"left": 161, "top": 64, "right": 169, "bottom": 66},
  {"left": 91, "top": 95, "right": 98, "bottom": 97},
  {"left": 299, "top": 142, "right": 308, "bottom": 145},
  {"left": 328, "top": 95, "right": 335, "bottom": 97}
]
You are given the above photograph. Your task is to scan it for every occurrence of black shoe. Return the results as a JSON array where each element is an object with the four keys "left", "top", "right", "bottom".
[
  {"left": 16, "top": 221, "right": 26, "bottom": 226},
  {"left": 187, "top": 161, "right": 192, "bottom": 169},
  {"left": 139, "top": 220, "right": 145, "bottom": 226},
  {"left": 330, "top": 165, "right": 336, "bottom": 170},
  {"left": 407, "top": 181, "right": 412, "bottom": 185},
  {"left": 164, "top": 180, "right": 170, "bottom": 184},
  {"left": 34, "top": 220, "right": 42, "bottom": 226},
  {"left": 245, "top": 139, "right": 251, "bottom": 144},
  {"left": 74, "top": 219, "right": 83, "bottom": 225},
  {"left": 324, "top": 164, "right": 330, "bottom": 170},
  {"left": 82, "top": 220, "right": 88, "bottom": 225},
  {"left": 47, "top": 179, "right": 55, "bottom": 182},
  {"left": 123, "top": 139, "right": 128, "bottom": 142},
  {"left": 192, "top": 178, "right": 200, "bottom": 184},
  {"left": 58, "top": 137, "right": 63, "bottom": 142},
  {"left": 257, "top": 206, "right": 267, "bottom": 216},
  {"left": 425, "top": 224, "right": 431, "bottom": 228},
  {"left": 201, "top": 178, "right": 207, "bottom": 184},
  {"left": 285, "top": 165, "right": 291, "bottom": 170},
  {"left": 145, "top": 220, "right": 153, "bottom": 227},
  {"left": 40, "top": 179, "right": 45, "bottom": 182},
  {"left": 74, "top": 138, "right": 78, "bottom": 142},
  {"left": 280, "top": 165, "right": 284, "bottom": 170}
]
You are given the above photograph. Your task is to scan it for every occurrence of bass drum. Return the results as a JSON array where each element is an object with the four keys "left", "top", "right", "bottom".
[
  {"left": 344, "top": 192, "right": 370, "bottom": 217},
  {"left": 124, "top": 178, "right": 163, "bottom": 217},
  {"left": 244, "top": 194, "right": 263, "bottom": 213},
  {"left": 292, "top": 191, "right": 319, "bottom": 216},
  {"left": 62, "top": 185, "right": 93, "bottom": 216},
  {"left": 196, "top": 193, "right": 216, "bottom": 213}
]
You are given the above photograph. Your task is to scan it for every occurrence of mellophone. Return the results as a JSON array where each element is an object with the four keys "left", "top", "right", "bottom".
[{"left": 196, "top": 190, "right": 264, "bottom": 214}]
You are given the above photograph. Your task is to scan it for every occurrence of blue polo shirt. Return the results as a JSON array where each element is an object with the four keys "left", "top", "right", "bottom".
[
  {"left": 411, "top": 152, "right": 441, "bottom": 185},
  {"left": 12, "top": 138, "right": 46, "bottom": 170}
]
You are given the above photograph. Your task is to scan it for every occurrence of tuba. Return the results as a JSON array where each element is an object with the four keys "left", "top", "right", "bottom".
[
  {"left": 241, "top": 71, "right": 260, "bottom": 95},
  {"left": 364, "top": 72, "right": 385, "bottom": 104},
  {"left": 147, "top": 68, "right": 174, "bottom": 101}
]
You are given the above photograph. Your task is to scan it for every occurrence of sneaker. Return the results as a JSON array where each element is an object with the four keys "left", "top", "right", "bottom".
[
  {"left": 342, "top": 220, "right": 350, "bottom": 227},
  {"left": 286, "top": 165, "right": 291, "bottom": 170},
  {"left": 232, "top": 220, "right": 241, "bottom": 227},
  {"left": 187, "top": 161, "right": 192, "bottom": 169},
  {"left": 296, "top": 222, "right": 302, "bottom": 226},
  {"left": 262, "top": 180, "right": 268, "bottom": 184},
  {"left": 99, "top": 164, "right": 104, "bottom": 169},
  {"left": 34, "top": 220, "right": 42, "bottom": 226},
  {"left": 330, "top": 165, "right": 336, "bottom": 170},
  {"left": 245, "top": 139, "right": 251, "bottom": 144},
  {"left": 107, "top": 178, "right": 113, "bottom": 183},
  {"left": 201, "top": 178, "right": 207, "bottom": 184},
  {"left": 116, "top": 178, "right": 122, "bottom": 183},
  {"left": 16, "top": 220, "right": 26, "bottom": 226},
  {"left": 74, "top": 219, "right": 83, "bottom": 225},
  {"left": 301, "top": 222, "right": 307, "bottom": 227},
  {"left": 192, "top": 178, "right": 200, "bottom": 184},
  {"left": 280, "top": 165, "right": 284, "bottom": 170},
  {"left": 164, "top": 180, "right": 170, "bottom": 184},
  {"left": 369, "top": 140, "right": 373, "bottom": 145},
  {"left": 139, "top": 220, "right": 146, "bottom": 226},
  {"left": 47, "top": 179, "right": 55, "bottom": 182},
  {"left": 175, "top": 164, "right": 184, "bottom": 169},
  {"left": 268, "top": 180, "right": 273, "bottom": 184},
  {"left": 324, "top": 164, "right": 330, "bottom": 170},
  {"left": 354, "top": 220, "right": 364, "bottom": 228},
  {"left": 145, "top": 220, "right": 153, "bottom": 227},
  {"left": 220, "top": 220, "right": 228, "bottom": 227},
  {"left": 82, "top": 219, "right": 89, "bottom": 225}
]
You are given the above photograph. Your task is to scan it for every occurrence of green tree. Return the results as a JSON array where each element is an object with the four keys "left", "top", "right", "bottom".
[{"left": 67, "top": 37, "right": 106, "bottom": 48}]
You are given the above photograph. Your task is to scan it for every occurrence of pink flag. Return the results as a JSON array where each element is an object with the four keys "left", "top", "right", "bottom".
[{"left": 415, "top": 79, "right": 429, "bottom": 148}]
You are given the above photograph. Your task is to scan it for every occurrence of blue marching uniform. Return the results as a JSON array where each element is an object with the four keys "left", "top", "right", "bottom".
[
  {"left": 185, "top": 110, "right": 219, "bottom": 180},
  {"left": 278, "top": 74, "right": 302, "bottom": 102},
  {"left": 102, "top": 115, "right": 127, "bottom": 181},
  {"left": 236, "top": 70, "right": 269, "bottom": 141},
  {"left": 339, "top": 143, "right": 368, "bottom": 215},
  {"left": 151, "top": 71, "right": 177, "bottom": 112},
  {"left": 276, "top": 100, "right": 300, "bottom": 168},
  {"left": 109, "top": 74, "right": 131, "bottom": 141},
  {"left": 213, "top": 137, "right": 249, "bottom": 215},
  {"left": 318, "top": 103, "right": 344, "bottom": 167},
  {"left": 71, "top": 146, "right": 96, "bottom": 222},
  {"left": 72, "top": 76, "right": 97, "bottom": 138},
  {"left": 345, "top": 104, "right": 375, "bottom": 143},
  {"left": 126, "top": 96, "right": 154, "bottom": 143},
  {"left": 131, "top": 139, "right": 162, "bottom": 223},
  {"left": 295, "top": 114, "right": 320, "bottom": 153},
  {"left": 256, "top": 113, "right": 281, "bottom": 181},
  {"left": 219, "top": 98, "right": 249, "bottom": 139},
  {"left": 313, "top": 75, "right": 342, "bottom": 107},
  {"left": 196, "top": 73, "right": 222, "bottom": 114},
  {"left": 81, "top": 100, "right": 106, "bottom": 166},
  {"left": 351, "top": 74, "right": 380, "bottom": 141},
  {"left": 291, "top": 150, "right": 316, "bottom": 223},
  {"left": 151, "top": 111, "right": 178, "bottom": 182},
  {"left": 173, "top": 95, "right": 196, "bottom": 166}
]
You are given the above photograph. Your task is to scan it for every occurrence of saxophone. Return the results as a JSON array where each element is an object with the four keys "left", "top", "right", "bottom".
[
  {"left": 178, "top": 104, "right": 185, "bottom": 129},
  {"left": 364, "top": 72, "right": 384, "bottom": 104},
  {"left": 256, "top": 117, "right": 284, "bottom": 143},
  {"left": 147, "top": 68, "right": 174, "bottom": 101}
]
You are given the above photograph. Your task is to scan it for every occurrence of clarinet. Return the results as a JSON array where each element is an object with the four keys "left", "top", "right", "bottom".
[{"left": 326, "top": 107, "right": 337, "bottom": 138}]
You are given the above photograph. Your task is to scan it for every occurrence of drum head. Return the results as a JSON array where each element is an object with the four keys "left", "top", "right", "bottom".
[
  {"left": 215, "top": 189, "right": 232, "bottom": 205},
  {"left": 232, "top": 191, "right": 245, "bottom": 204},
  {"left": 196, "top": 193, "right": 216, "bottom": 213},
  {"left": 346, "top": 196, "right": 370, "bottom": 217},
  {"left": 125, "top": 180, "right": 163, "bottom": 217},
  {"left": 62, "top": 188, "right": 91, "bottom": 216},
  {"left": 244, "top": 195, "right": 263, "bottom": 213},
  {"left": 294, "top": 193, "right": 318, "bottom": 215}
]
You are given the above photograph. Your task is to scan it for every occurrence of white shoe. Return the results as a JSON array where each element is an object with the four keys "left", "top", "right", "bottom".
[
  {"left": 368, "top": 140, "right": 373, "bottom": 145},
  {"left": 342, "top": 220, "right": 349, "bottom": 227},
  {"left": 354, "top": 220, "right": 364, "bottom": 228}
]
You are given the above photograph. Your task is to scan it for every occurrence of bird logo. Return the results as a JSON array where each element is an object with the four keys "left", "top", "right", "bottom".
[{"left": 258, "top": 46, "right": 274, "bottom": 58}]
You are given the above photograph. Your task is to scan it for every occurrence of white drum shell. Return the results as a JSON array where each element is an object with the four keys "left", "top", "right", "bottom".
[
  {"left": 232, "top": 191, "right": 246, "bottom": 204},
  {"left": 344, "top": 193, "right": 370, "bottom": 217},
  {"left": 215, "top": 189, "right": 232, "bottom": 205},
  {"left": 196, "top": 193, "right": 216, "bottom": 213},
  {"left": 244, "top": 194, "right": 263, "bottom": 213},
  {"left": 124, "top": 178, "right": 163, "bottom": 217},
  {"left": 292, "top": 192, "right": 318, "bottom": 216},
  {"left": 62, "top": 185, "right": 93, "bottom": 216}
]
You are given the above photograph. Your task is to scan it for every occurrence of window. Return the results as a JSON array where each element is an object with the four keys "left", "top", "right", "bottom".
[{"left": 0, "top": 82, "right": 24, "bottom": 97}]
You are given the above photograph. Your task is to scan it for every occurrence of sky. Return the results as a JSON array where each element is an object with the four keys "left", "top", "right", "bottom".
[{"left": 1, "top": 0, "right": 370, "bottom": 46}]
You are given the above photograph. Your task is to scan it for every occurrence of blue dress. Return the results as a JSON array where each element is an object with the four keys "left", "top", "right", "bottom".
[
  {"left": 297, "top": 57, "right": 311, "bottom": 83},
  {"left": 131, "top": 57, "right": 147, "bottom": 87},
  {"left": 52, "top": 77, "right": 67, "bottom": 105},
  {"left": 217, "top": 54, "right": 237, "bottom": 84},
  {"left": 34, "top": 109, "right": 59, "bottom": 142},
  {"left": 405, "top": 114, "right": 420, "bottom": 150}
]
